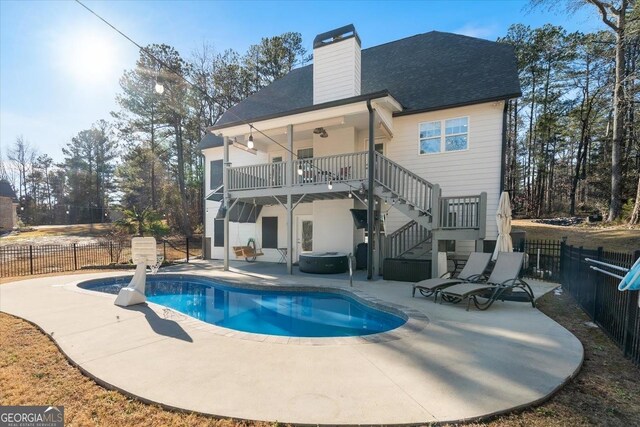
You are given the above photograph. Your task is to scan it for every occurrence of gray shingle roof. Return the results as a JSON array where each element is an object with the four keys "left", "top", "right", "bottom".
[
  {"left": 213, "top": 31, "right": 521, "bottom": 129},
  {"left": 197, "top": 133, "right": 224, "bottom": 150},
  {"left": 0, "top": 179, "right": 17, "bottom": 201}
]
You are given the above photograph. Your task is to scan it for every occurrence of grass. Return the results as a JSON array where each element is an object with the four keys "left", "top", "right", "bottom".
[
  {"left": 1, "top": 223, "right": 114, "bottom": 242},
  {"left": 1, "top": 285, "right": 639, "bottom": 426},
  {"left": 512, "top": 219, "right": 640, "bottom": 253},
  {"left": 0, "top": 224, "right": 201, "bottom": 278}
]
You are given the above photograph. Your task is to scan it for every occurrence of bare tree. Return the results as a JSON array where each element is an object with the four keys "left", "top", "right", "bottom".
[{"left": 7, "top": 135, "right": 36, "bottom": 199}]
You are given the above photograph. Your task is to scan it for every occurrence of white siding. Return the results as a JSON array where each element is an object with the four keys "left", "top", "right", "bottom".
[
  {"left": 203, "top": 145, "right": 269, "bottom": 258},
  {"left": 313, "top": 37, "right": 361, "bottom": 104},
  {"left": 312, "top": 199, "right": 358, "bottom": 254},
  {"left": 385, "top": 101, "right": 504, "bottom": 240},
  {"left": 313, "top": 126, "right": 356, "bottom": 155}
]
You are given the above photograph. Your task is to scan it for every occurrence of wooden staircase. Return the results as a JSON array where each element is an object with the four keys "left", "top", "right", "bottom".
[{"left": 373, "top": 151, "right": 487, "bottom": 265}]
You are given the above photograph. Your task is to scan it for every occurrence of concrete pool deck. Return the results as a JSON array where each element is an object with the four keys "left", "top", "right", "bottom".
[{"left": 0, "top": 262, "right": 583, "bottom": 425}]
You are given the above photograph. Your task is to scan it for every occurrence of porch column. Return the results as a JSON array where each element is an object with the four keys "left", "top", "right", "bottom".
[
  {"left": 286, "top": 124, "right": 293, "bottom": 274},
  {"left": 223, "top": 136, "right": 230, "bottom": 271},
  {"left": 431, "top": 235, "right": 439, "bottom": 278},
  {"left": 431, "top": 184, "right": 441, "bottom": 278},
  {"left": 200, "top": 152, "right": 206, "bottom": 259},
  {"left": 477, "top": 191, "right": 488, "bottom": 252},
  {"left": 374, "top": 201, "right": 382, "bottom": 276},
  {"left": 366, "top": 100, "right": 375, "bottom": 280}
]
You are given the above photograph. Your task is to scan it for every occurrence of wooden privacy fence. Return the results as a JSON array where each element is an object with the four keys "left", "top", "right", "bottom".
[
  {"left": 560, "top": 244, "right": 640, "bottom": 367},
  {"left": 0, "top": 237, "right": 202, "bottom": 278}
]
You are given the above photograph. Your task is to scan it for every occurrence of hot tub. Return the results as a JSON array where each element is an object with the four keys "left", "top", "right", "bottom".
[{"left": 299, "top": 252, "right": 349, "bottom": 274}]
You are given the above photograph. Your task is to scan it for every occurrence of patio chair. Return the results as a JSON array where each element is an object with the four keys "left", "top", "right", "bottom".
[
  {"left": 412, "top": 252, "right": 492, "bottom": 298},
  {"left": 437, "top": 252, "right": 535, "bottom": 311}
]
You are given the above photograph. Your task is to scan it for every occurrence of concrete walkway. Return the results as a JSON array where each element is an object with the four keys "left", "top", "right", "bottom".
[{"left": 0, "top": 262, "right": 583, "bottom": 425}]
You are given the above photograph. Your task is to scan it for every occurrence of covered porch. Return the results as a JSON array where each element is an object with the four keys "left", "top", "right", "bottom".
[
  {"left": 208, "top": 92, "right": 488, "bottom": 280},
  {"left": 212, "top": 92, "right": 401, "bottom": 280}
]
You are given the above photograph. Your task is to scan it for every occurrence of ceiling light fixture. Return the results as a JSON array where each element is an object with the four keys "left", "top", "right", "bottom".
[{"left": 247, "top": 126, "right": 254, "bottom": 149}]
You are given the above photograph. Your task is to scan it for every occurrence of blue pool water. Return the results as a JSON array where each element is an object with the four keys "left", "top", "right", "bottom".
[{"left": 79, "top": 275, "right": 406, "bottom": 337}]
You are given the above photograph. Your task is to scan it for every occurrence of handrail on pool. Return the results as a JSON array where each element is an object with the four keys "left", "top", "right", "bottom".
[{"left": 348, "top": 252, "right": 354, "bottom": 287}]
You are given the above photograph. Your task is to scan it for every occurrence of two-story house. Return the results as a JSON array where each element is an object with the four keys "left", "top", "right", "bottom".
[{"left": 199, "top": 25, "right": 521, "bottom": 280}]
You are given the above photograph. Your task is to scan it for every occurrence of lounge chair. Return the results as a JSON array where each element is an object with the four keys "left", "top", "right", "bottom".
[
  {"left": 437, "top": 252, "right": 535, "bottom": 311},
  {"left": 412, "top": 252, "right": 492, "bottom": 298}
]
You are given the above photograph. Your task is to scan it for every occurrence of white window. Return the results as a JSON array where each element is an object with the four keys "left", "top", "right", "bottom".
[{"left": 419, "top": 117, "right": 468, "bottom": 154}]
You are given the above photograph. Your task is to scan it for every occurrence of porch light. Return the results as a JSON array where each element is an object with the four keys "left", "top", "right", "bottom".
[
  {"left": 328, "top": 180, "right": 333, "bottom": 190},
  {"left": 297, "top": 166, "right": 303, "bottom": 176},
  {"left": 348, "top": 192, "right": 352, "bottom": 198},
  {"left": 154, "top": 82, "right": 164, "bottom": 94},
  {"left": 247, "top": 134, "right": 254, "bottom": 149}
]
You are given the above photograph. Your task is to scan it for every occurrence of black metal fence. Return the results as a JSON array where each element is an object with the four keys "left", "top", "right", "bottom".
[
  {"left": 517, "top": 239, "right": 563, "bottom": 281},
  {"left": 0, "top": 237, "right": 202, "bottom": 278},
  {"left": 560, "top": 244, "right": 640, "bottom": 367}
]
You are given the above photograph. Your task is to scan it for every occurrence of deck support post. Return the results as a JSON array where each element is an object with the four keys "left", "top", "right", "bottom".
[
  {"left": 366, "top": 100, "right": 375, "bottom": 280},
  {"left": 286, "top": 124, "right": 294, "bottom": 274},
  {"left": 223, "top": 136, "right": 230, "bottom": 271},
  {"left": 431, "top": 234, "right": 439, "bottom": 278}
]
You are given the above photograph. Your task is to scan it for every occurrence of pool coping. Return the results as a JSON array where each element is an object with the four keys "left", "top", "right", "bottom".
[
  {"left": 1, "top": 268, "right": 585, "bottom": 425},
  {"left": 67, "top": 273, "right": 430, "bottom": 346}
]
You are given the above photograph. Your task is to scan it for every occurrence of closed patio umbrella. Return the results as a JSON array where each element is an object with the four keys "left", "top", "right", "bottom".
[{"left": 492, "top": 191, "right": 513, "bottom": 261}]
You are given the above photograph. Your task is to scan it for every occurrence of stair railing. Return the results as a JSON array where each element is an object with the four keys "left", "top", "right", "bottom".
[
  {"left": 382, "top": 220, "right": 431, "bottom": 260},
  {"left": 374, "top": 152, "right": 435, "bottom": 216}
]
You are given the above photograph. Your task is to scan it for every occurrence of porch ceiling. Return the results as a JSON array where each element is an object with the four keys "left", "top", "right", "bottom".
[
  {"left": 215, "top": 94, "right": 400, "bottom": 144},
  {"left": 232, "top": 191, "right": 361, "bottom": 207}
]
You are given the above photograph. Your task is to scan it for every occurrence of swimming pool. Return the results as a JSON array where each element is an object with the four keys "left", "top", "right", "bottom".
[{"left": 79, "top": 275, "right": 406, "bottom": 337}]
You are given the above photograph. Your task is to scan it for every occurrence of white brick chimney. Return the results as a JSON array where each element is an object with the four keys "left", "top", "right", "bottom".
[{"left": 313, "top": 25, "right": 361, "bottom": 105}]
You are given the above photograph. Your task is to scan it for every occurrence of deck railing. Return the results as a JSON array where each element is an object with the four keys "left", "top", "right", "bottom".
[
  {"left": 225, "top": 151, "right": 484, "bottom": 232},
  {"left": 292, "top": 152, "right": 368, "bottom": 186},
  {"left": 228, "top": 152, "right": 368, "bottom": 190},
  {"left": 227, "top": 162, "right": 285, "bottom": 190},
  {"left": 438, "top": 195, "right": 483, "bottom": 229}
]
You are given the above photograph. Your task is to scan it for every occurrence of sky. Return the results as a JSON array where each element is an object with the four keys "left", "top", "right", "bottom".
[{"left": 0, "top": 0, "right": 604, "bottom": 163}]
